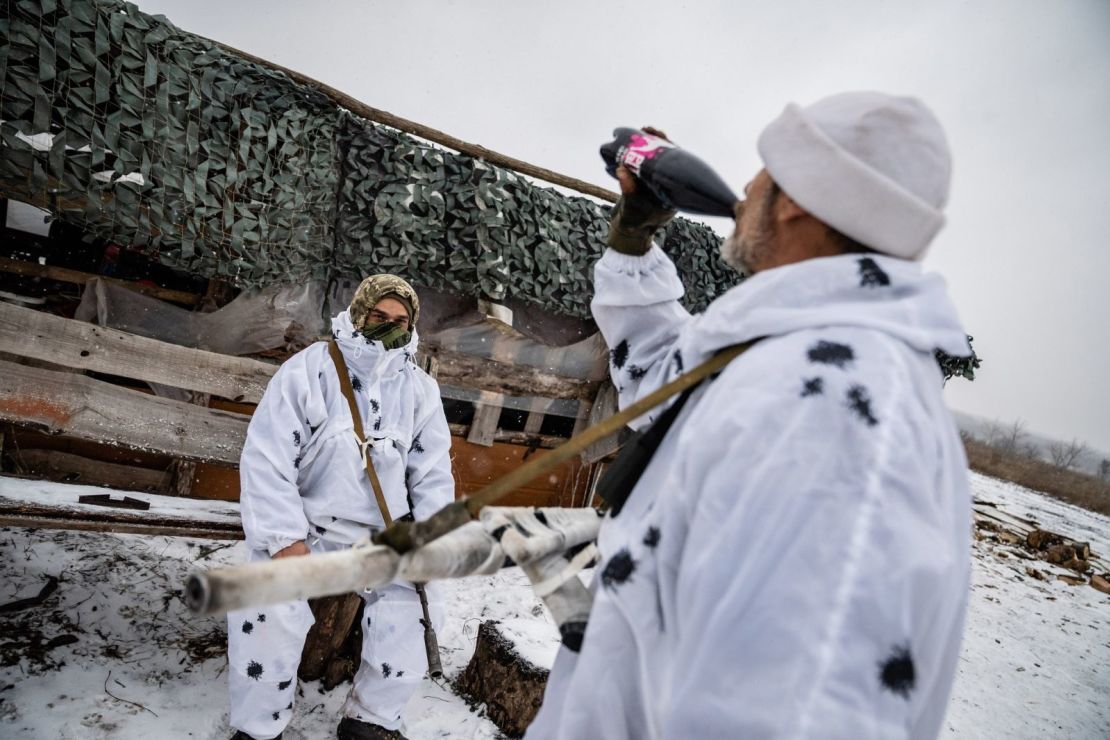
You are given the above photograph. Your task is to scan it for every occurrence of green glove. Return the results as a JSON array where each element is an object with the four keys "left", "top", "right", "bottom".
[{"left": 606, "top": 189, "right": 678, "bottom": 255}]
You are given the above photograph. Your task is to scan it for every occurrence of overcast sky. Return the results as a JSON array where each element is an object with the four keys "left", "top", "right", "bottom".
[{"left": 138, "top": 0, "right": 1110, "bottom": 452}]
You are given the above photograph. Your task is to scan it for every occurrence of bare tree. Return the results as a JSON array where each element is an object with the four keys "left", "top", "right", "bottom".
[
  {"left": 1046, "top": 438, "right": 1088, "bottom": 470},
  {"left": 1097, "top": 458, "right": 1110, "bottom": 481},
  {"left": 1019, "top": 442, "right": 1042, "bottom": 462},
  {"left": 986, "top": 418, "right": 1027, "bottom": 455}
]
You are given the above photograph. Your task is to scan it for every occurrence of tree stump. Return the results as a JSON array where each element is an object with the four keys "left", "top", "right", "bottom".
[
  {"left": 455, "top": 620, "right": 550, "bottom": 737},
  {"left": 299, "top": 593, "right": 364, "bottom": 689}
]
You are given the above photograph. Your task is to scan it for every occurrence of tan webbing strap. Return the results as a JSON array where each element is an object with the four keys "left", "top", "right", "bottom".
[
  {"left": 375, "top": 339, "right": 759, "bottom": 554},
  {"left": 328, "top": 340, "right": 393, "bottom": 527}
]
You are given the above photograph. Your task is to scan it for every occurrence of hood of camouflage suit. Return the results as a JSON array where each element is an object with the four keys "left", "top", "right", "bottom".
[{"left": 348, "top": 274, "right": 421, "bottom": 329}]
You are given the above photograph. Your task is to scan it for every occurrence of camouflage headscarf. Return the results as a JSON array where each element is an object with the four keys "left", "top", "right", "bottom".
[
  {"left": 349, "top": 274, "right": 421, "bottom": 328},
  {"left": 348, "top": 274, "right": 420, "bottom": 349}
]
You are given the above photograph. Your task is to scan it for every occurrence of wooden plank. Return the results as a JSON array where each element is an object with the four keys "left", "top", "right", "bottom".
[
  {"left": 11, "top": 448, "right": 171, "bottom": 492},
  {"left": 0, "top": 256, "right": 202, "bottom": 305},
  {"left": 447, "top": 424, "right": 566, "bottom": 450},
  {"left": 468, "top": 391, "right": 502, "bottom": 447},
  {"left": 421, "top": 345, "right": 598, "bottom": 401},
  {"left": 523, "top": 397, "right": 550, "bottom": 435},
  {"left": 0, "top": 301, "right": 276, "bottom": 403},
  {"left": 581, "top": 381, "right": 619, "bottom": 464},
  {"left": 171, "top": 391, "right": 212, "bottom": 496},
  {"left": 0, "top": 515, "right": 242, "bottom": 539},
  {"left": 0, "top": 358, "right": 249, "bottom": 464},
  {"left": 0, "top": 477, "right": 243, "bottom": 538},
  {"left": 208, "top": 40, "right": 619, "bottom": 205}
]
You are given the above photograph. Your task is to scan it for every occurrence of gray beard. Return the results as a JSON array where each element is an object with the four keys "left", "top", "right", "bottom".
[{"left": 719, "top": 232, "right": 751, "bottom": 276}]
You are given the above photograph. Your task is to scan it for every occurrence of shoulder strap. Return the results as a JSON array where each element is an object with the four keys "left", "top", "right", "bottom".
[{"left": 327, "top": 340, "right": 394, "bottom": 527}]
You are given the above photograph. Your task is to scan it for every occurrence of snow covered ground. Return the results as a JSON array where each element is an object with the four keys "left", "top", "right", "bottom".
[{"left": 0, "top": 472, "right": 1107, "bottom": 738}]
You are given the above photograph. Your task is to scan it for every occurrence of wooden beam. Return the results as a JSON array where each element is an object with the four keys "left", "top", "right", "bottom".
[
  {"left": 0, "top": 359, "right": 249, "bottom": 465},
  {"left": 422, "top": 345, "right": 598, "bottom": 401},
  {"left": 0, "top": 478, "right": 243, "bottom": 538},
  {"left": 447, "top": 424, "right": 566, "bottom": 450},
  {"left": 0, "top": 514, "right": 243, "bottom": 539},
  {"left": 208, "top": 40, "right": 619, "bottom": 205},
  {"left": 0, "top": 302, "right": 276, "bottom": 403},
  {"left": 11, "top": 448, "right": 171, "bottom": 493},
  {"left": 0, "top": 256, "right": 202, "bottom": 305}
]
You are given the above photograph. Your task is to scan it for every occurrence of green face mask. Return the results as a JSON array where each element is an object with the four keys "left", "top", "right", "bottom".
[{"left": 359, "top": 321, "right": 412, "bottom": 350}]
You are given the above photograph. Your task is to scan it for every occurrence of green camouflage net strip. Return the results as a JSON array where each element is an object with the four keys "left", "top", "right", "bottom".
[
  {"left": 334, "top": 118, "right": 738, "bottom": 318},
  {"left": 0, "top": 0, "right": 739, "bottom": 318},
  {"left": 0, "top": 0, "right": 339, "bottom": 285}
]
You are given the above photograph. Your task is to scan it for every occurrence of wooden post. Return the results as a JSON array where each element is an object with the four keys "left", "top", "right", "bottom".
[
  {"left": 468, "top": 391, "right": 503, "bottom": 447},
  {"left": 299, "top": 593, "right": 365, "bottom": 688},
  {"left": 455, "top": 620, "right": 549, "bottom": 737}
]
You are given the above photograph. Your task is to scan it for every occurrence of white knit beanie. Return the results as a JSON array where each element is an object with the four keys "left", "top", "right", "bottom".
[{"left": 757, "top": 92, "right": 952, "bottom": 260}]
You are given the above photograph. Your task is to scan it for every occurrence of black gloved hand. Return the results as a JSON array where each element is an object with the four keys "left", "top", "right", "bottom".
[{"left": 606, "top": 185, "right": 677, "bottom": 255}]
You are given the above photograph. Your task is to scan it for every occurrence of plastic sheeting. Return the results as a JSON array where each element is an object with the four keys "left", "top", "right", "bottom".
[
  {"left": 78, "top": 276, "right": 607, "bottom": 419},
  {"left": 75, "top": 277, "right": 327, "bottom": 356}
]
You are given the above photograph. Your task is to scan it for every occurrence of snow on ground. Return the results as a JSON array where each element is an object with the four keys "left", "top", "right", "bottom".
[
  {"left": 942, "top": 473, "right": 1110, "bottom": 738},
  {"left": 0, "top": 472, "right": 1107, "bottom": 738}
]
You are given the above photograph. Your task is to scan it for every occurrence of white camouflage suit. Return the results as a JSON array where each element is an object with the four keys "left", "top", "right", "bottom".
[
  {"left": 526, "top": 246, "right": 973, "bottom": 739},
  {"left": 228, "top": 309, "right": 454, "bottom": 739}
]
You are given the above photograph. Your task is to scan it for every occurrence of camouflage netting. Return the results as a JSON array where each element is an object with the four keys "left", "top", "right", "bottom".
[{"left": 0, "top": 0, "right": 739, "bottom": 319}]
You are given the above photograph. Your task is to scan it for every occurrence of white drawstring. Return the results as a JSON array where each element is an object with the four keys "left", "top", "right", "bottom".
[{"left": 357, "top": 434, "right": 375, "bottom": 467}]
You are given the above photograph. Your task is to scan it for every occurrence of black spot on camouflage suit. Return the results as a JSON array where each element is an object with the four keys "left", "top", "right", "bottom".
[
  {"left": 277, "top": 679, "right": 291, "bottom": 691},
  {"left": 672, "top": 349, "right": 684, "bottom": 375},
  {"left": 246, "top": 661, "right": 263, "bottom": 680},
  {"left": 879, "top": 644, "right": 915, "bottom": 699},
  {"left": 293, "top": 454, "right": 303, "bottom": 470},
  {"left": 410, "top": 433, "right": 424, "bottom": 454},
  {"left": 643, "top": 527, "right": 661, "bottom": 549},
  {"left": 396, "top": 670, "right": 404, "bottom": 678},
  {"left": 373, "top": 417, "right": 382, "bottom": 431},
  {"left": 801, "top": 377, "right": 824, "bottom": 397},
  {"left": 292, "top": 430, "right": 301, "bottom": 446},
  {"left": 807, "top": 340, "right": 855, "bottom": 369},
  {"left": 315, "top": 525, "right": 327, "bottom": 535},
  {"left": 272, "top": 711, "right": 280, "bottom": 721},
  {"left": 858, "top": 257, "right": 891, "bottom": 288},
  {"left": 350, "top": 375, "right": 363, "bottom": 392},
  {"left": 242, "top": 621, "right": 253, "bottom": 635},
  {"left": 611, "top": 339, "right": 630, "bottom": 370},
  {"left": 369, "top": 398, "right": 381, "bottom": 413},
  {"left": 257, "top": 613, "right": 266, "bottom": 623},
  {"left": 601, "top": 548, "right": 637, "bottom": 591},
  {"left": 846, "top": 384, "right": 879, "bottom": 427},
  {"left": 628, "top": 365, "right": 648, "bottom": 381},
  {"left": 381, "top": 663, "right": 392, "bottom": 678}
]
